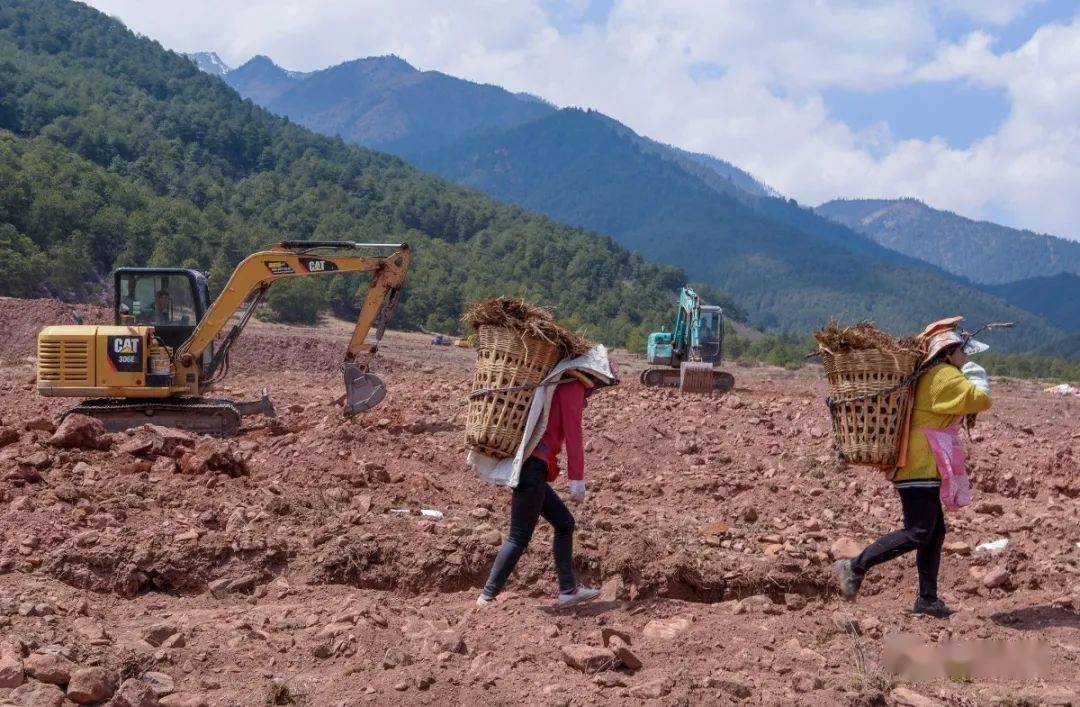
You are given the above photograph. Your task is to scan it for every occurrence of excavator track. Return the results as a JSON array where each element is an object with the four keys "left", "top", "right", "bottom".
[
  {"left": 640, "top": 367, "right": 735, "bottom": 394},
  {"left": 63, "top": 397, "right": 243, "bottom": 436}
]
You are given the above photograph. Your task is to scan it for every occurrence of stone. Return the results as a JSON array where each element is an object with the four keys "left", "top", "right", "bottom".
[
  {"left": 111, "top": 679, "right": 161, "bottom": 707},
  {"left": 831, "top": 611, "right": 861, "bottom": 635},
  {"left": 24, "top": 652, "right": 75, "bottom": 686},
  {"left": 599, "top": 626, "right": 633, "bottom": 647},
  {"left": 593, "top": 673, "right": 627, "bottom": 688},
  {"left": 708, "top": 671, "right": 753, "bottom": 698},
  {"left": 207, "top": 578, "right": 232, "bottom": 598},
  {"left": 480, "top": 530, "right": 501, "bottom": 546},
  {"left": 607, "top": 635, "right": 643, "bottom": 671},
  {"left": 784, "top": 593, "right": 807, "bottom": 611},
  {"left": 469, "top": 507, "right": 489, "bottom": 519},
  {"left": 982, "top": 566, "right": 1009, "bottom": 589},
  {"left": 47, "top": 414, "right": 107, "bottom": 449},
  {"left": 559, "top": 644, "right": 615, "bottom": 673},
  {"left": 599, "top": 575, "right": 623, "bottom": 602},
  {"left": 143, "top": 624, "right": 180, "bottom": 647},
  {"left": 0, "top": 427, "right": 19, "bottom": 448},
  {"left": 890, "top": 686, "right": 945, "bottom": 707},
  {"left": 143, "top": 671, "right": 176, "bottom": 697},
  {"left": 943, "top": 541, "right": 971, "bottom": 555},
  {"left": 160, "top": 633, "right": 186, "bottom": 649},
  {"left": 642, "top": 615, "right": 692, "bottom": 640},
  {"left": 974, "top": 501, "right": 1004, "bottom": 516},
  {"left": 829, "top": 537, "right": 861, "bottom": 559},
  {"left": 66, "top": 667, "right": 116, "bottom": 703},
  {"left": 628, "top": 678, "right": 673, "bottom": 699},
  {"left": 159, "top": 695, "right": 210, "bottom": 707},
  {"left": 740, "top": 506, "right": 758, "bottom": 522},
  {"left": 151, "top": 457, "right": 178, "bottom": 475},
  {"left": 25, "top": 417, "right": 56, "bottom": 433},
  {"left": 0, "top": 650, "right": 24, "bottom": 688},
  {"left": 9, "top": 681, "right": 65, "bottom": 707},
  {"left": 179, "top": 441, "right": 248, "bottom": 477},
  {"left": 790, "top": 670, "right": 822, "bottom": 693}
]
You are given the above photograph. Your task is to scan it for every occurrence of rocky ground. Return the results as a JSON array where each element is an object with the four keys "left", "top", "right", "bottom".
[{"left": 0, "top": 296, "right": 1077, "bottom": 706}]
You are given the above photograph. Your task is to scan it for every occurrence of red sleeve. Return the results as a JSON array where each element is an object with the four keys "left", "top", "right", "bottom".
[{"left": 562, "top": 382, "right": 586, "bottom": 481}]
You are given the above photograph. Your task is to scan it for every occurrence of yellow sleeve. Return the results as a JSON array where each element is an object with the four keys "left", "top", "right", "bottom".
[{"left": 926, "top": 365, "right": 992, "bottom": 416}]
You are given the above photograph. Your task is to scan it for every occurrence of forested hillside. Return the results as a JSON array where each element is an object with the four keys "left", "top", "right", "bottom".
[
  {"left": 0, "top": 0, "right": 692, "bottom": 347},
  {"left": 816, "top": 198, "right": 1080, "bottom": 285},
  {"left": 982, "top": 273, "right": 1080, "bottom": 332}
]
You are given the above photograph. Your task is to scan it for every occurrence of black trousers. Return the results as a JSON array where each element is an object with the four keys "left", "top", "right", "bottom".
[
  {"left": 851, "top": 486, "right": 947, "bottom": 601},
  {"left": 482, "top": 456, "right": 576, "bottom": 598}
]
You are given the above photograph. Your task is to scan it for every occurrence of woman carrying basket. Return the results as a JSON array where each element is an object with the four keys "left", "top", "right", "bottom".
[
  {"left": 477, "top": 361, "right": 617, "bottom": 608},
  {"left": 836, "top": 318, "right": 991, "bottom": 618}
]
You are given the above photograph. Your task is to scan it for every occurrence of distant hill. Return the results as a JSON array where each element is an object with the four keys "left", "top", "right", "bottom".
[
  {"left": 816, "top": 198, "right": 1080, "bottom": 285},
  {"left": 0, "top": 0, "right": 690, "bottom": 348},
  {"left": 225, "top": 55, "right": 308, "bottom": 105},
  {"left": 231, "top": 55, "right": 554, "bottom": 156},
  {"left": 185, "top": 51, "right": 230, "bottom": 76},
  {"left": 982, "top": 273, "right": 1080, "bottom": 332}
]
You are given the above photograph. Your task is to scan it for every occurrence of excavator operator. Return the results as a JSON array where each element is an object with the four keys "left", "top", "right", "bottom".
[{"left": 139, "top": 289, "right": 172, "bottom": 325}]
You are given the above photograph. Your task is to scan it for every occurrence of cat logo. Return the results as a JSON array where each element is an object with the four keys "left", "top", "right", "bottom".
[
  {"left": 106, "top": 335, "right": 143, "bottom": 373},
  {"left": 265, "top": 261, "right": 295, "bottom": 275},
  {"left": 114, "top": 338, "right": 138, "bottom": 355},
  {"left": 300, "top": 257, "right": 338, "bottom": 273}
]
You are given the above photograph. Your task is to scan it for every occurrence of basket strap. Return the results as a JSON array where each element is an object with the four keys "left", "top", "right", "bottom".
[{"left": 467, "top": 376, "right": 576, "bottom": 401}]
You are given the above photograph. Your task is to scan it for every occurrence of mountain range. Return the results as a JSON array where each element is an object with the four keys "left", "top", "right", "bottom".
[{"left": 202, "top": 53, "right": 1068, "bottom": 350}]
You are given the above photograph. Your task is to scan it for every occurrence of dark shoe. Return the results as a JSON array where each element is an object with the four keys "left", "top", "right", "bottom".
[
  {"left": 835, "top": 559, "right": 862, "bottom": 600},
  {"left": 912, "top": 596, "right": 953, "bottom": 618}
]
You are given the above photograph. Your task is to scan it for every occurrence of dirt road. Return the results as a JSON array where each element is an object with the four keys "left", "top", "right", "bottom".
[{"left": 1, "top": 297, "right": 1077, "bottom": 706}]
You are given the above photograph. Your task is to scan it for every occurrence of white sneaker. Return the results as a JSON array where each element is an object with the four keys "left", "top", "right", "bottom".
[
  {"left": 476, "top": 594, "right": 495, "bottom": 608},
  {"left": 558, "top": 586, "right": 600, "bottom": 607}
]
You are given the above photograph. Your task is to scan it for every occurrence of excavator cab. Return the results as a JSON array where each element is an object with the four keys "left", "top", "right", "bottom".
[
  {"left": 115, "top": 268, "right": 210, "bottom": 348},
  {"left": 115, "top": 267, "right": 215, "bottom": 372},
  {"left": 696, "top": 306, "right": 723, "bottom": 364}
]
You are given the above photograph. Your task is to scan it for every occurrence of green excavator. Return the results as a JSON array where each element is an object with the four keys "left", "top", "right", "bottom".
[{"left": 640, "top": 287, "right": 736, "bottom": 394}]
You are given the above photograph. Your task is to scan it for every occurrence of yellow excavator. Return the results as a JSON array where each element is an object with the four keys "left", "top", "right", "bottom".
[{"left": 36, "top": 241, "right": 410, "bottom": 435}]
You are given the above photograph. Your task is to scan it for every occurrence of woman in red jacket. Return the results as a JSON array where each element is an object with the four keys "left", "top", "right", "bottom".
[{"left": 477, "top": 370, "right": 602, "bottom": 607}]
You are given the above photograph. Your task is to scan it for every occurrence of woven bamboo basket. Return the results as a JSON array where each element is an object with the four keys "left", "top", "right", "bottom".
[
  {"left": 821, "top": 348, "right": 919, "bottom": 467},
  {"left": 466, "top": 326, "right": 561, "bottom": 459}
]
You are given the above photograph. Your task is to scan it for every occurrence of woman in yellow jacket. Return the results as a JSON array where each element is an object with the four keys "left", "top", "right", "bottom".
[{"left": 836, "top": 326, "right": 991, "bottom": 618}]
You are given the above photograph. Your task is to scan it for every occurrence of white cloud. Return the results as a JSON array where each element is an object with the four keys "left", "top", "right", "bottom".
[{"left": 84, "top": 0, "right": 1080, "bottom": 239}]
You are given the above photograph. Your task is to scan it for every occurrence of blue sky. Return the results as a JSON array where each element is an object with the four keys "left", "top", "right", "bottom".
[
  {"left": 823, "top": 0, "right": 1076, "bottom": 149},
  {"left": 86, "top": 0, "right": 1080, "bottom": 240}
]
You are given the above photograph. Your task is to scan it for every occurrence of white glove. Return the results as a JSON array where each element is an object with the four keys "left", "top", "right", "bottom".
[
  {"left": 568, "top": 480, "right": 586, "bottom": 503},
  {"left": 962, "top": 361, "right": 990, "bottom": 396}
]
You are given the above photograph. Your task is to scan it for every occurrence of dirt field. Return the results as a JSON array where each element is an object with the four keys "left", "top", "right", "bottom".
[{"left": 0, "top": 297, "right": 1077, "bottom": 706}]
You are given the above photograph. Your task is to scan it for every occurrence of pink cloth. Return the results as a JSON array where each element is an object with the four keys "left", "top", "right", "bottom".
[
  {"left": 919, "top": 420, "right": 972, "bottom": 511},
  {"left": 534, "top": 380, "right": 586, "bottom": 483}
]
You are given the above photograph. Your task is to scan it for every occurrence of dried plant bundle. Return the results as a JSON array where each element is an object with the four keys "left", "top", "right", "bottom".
[
  {"left": 814, "top": 319, "right": 922, "bottom": 355},
  {"left": 463, "top": 297, "right": 594, "bottom": 357}
]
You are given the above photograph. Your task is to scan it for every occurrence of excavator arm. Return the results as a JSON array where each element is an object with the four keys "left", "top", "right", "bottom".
[{"left": 173, "top": 241, "right": 410, "bottom": 412}]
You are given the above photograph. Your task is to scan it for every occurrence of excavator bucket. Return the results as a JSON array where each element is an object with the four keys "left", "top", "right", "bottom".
[{"left": 343, "top": 365, "right": 387, "bottom": 415}]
